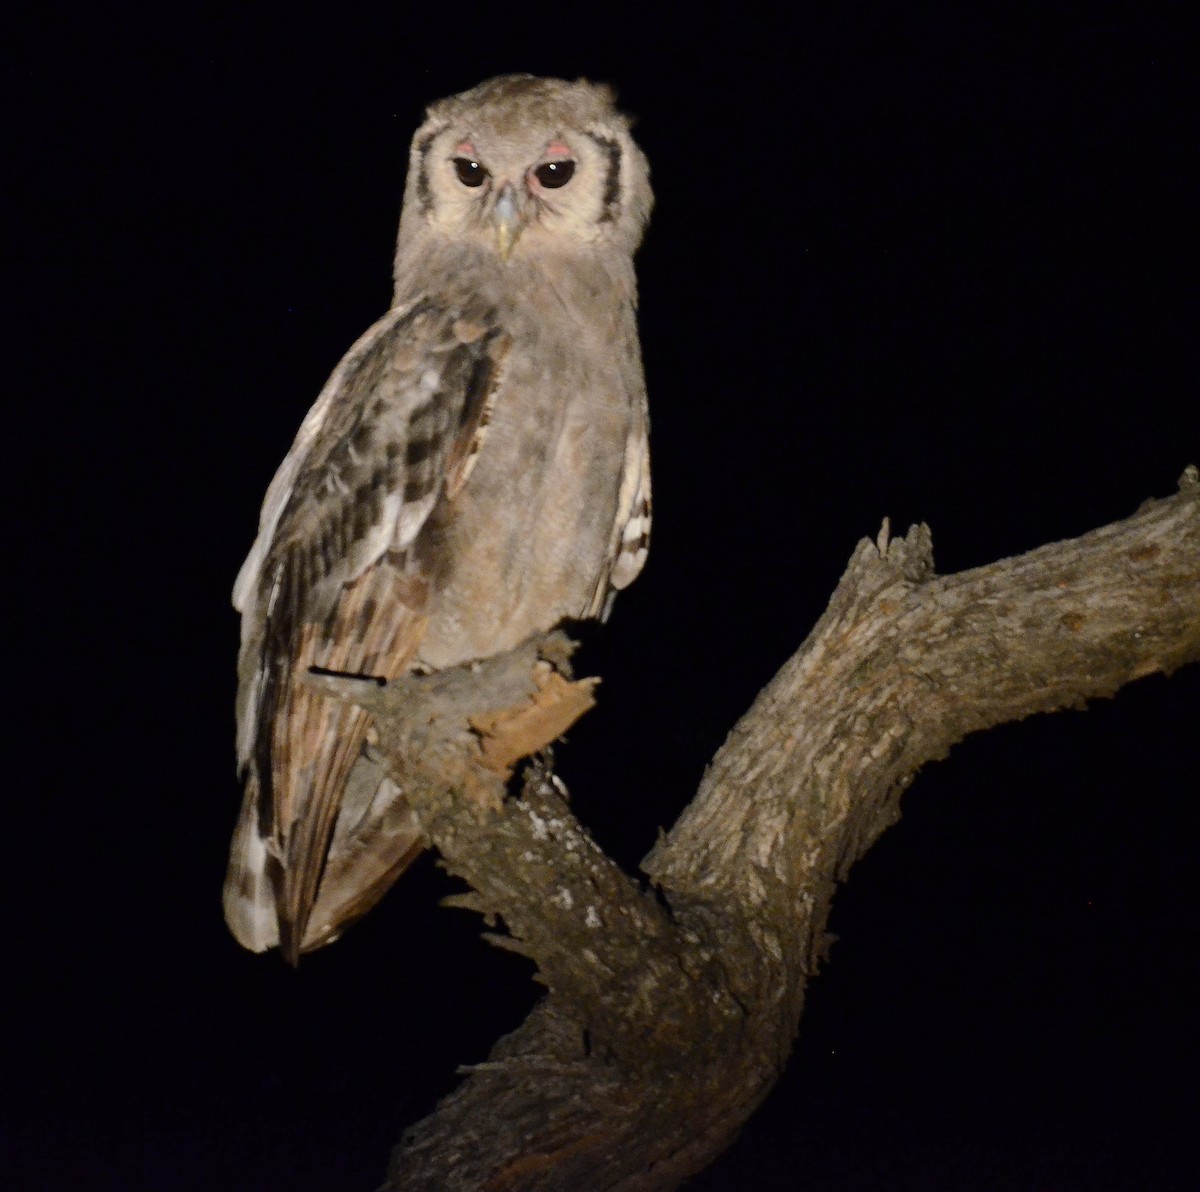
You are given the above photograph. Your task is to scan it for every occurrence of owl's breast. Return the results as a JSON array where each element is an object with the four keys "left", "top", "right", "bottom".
[{"left": 415, "top": 291, "right": 640, "bottom": 669}]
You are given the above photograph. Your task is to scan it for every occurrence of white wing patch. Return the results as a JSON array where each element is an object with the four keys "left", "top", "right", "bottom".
[
  {"left": 611, "top": 440, "right": 651, "bottom": 590},
  {"left": 222, "top": 792, "right": 280, "bottom": 952},
  {"left": 588, "top": 420, "right": 651, "bottom": 620}
]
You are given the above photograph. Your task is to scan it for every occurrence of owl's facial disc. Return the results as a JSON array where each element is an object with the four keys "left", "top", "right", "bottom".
[{"left": 433, "top": 130, "right": 596, "bottom": 261}]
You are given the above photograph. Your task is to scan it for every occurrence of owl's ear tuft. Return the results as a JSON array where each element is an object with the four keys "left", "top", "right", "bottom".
[{"left": 581, "top": 79, "right": 618, "bottom": 110}]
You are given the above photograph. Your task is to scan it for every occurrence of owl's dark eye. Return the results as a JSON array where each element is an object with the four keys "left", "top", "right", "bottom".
[
  {"left": 534, "top": 159, "right": 575, "bottom": 189},
  {"left": 453, "top": 157, "right": 488, "bottom": 187}
]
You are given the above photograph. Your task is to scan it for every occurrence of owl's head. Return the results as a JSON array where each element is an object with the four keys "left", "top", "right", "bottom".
[{"left": 396, "top": 75, "right": 652, "bottom": 270}]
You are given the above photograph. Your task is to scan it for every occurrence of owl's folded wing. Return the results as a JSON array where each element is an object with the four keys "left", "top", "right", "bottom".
[{"left": 225, "top": 297, "right": 509, "bottom": 959}]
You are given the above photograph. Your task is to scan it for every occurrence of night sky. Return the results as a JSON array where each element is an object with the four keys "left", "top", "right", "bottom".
[{"left": 7, "top": 5, "right": 1198, "bottom": 1189}]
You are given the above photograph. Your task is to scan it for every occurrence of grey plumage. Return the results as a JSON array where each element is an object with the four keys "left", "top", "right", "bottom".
[{"left": 224, "top": 75, "right": 652, "bottom": 961}]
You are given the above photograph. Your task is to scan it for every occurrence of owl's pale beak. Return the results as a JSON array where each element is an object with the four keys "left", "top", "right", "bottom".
[{"left": 492, "top": 183, "right": 523, "bottom": 261}]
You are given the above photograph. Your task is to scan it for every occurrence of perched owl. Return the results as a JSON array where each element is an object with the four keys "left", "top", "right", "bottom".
[{"left": 224, "top": 75, "right": 653, "bottom": 963}]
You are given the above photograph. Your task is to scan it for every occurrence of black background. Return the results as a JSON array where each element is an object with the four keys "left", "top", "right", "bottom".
[{"left": 6, "top": 4, "right": 1198, "bottom": 1189}]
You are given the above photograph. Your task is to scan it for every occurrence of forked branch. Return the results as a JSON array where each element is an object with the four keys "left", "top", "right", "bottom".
[{"left": 319, "top": 469, "right": 1199, "bottom": 1191}]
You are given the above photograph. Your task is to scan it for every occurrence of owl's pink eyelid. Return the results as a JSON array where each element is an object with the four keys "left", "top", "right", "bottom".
[
  {"left": 454, "top": 141, "right": 476, "bottom": 157},
  {"left": 544, "top": 140, "right": 572, "bottom": 157}
]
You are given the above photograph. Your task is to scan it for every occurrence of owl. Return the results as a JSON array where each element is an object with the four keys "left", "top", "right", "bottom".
[{"left": 224, "top": 75, "right": 653, "bottom": 963}]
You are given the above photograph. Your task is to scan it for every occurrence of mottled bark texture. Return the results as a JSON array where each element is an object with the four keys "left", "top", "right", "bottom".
[{"left": 320, "top": 469, "right": 1199, "bottom": 1192}]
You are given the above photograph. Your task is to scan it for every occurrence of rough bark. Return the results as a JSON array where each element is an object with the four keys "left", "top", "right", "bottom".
[{"left": 318, "top": 469, "right": 1199, "bottom": 1191}]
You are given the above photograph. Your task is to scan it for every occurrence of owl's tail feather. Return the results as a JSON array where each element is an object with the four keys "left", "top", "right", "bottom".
[
  {"left": 269, "top": 559, "right": 430, "bottom": 964},
  {"left": 302, "top": 769, "right": 427, "bottom": 953},
  {"left": 222, "top": 743, "right": 427, "bottom": 956}
]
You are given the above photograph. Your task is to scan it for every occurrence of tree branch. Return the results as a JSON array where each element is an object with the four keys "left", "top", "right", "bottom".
[{"left": 325, "top": 469, "right": 1199, "bottom": 1191}]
